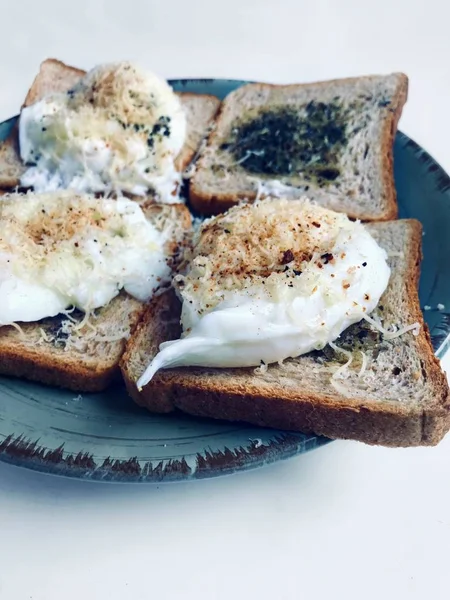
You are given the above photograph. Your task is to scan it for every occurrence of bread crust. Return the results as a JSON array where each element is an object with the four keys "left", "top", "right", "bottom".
[
  {"left": 190, "top": 74, "right": 409, "bottom": 221},
  {"left": 0, "top": 318, "right": 129, "bottom": 392},
  {"left": 380, "top": 73, "right": 408, "bottom": 221},
  {"left": 121, "top": 219, "right": 450, "bottom": 447}
]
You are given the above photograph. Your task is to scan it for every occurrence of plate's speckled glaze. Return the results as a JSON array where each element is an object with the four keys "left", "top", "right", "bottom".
[{"left": 0, "top": 78, "right": 448, "bottom": 482}]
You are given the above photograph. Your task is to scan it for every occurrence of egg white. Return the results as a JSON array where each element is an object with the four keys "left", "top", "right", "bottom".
[
  {"left": 137, "top": 199, "right": 391, "bottom": 388},
  {"left": 19, "top": 62, "right": 186, "bottom": 201},
  {"left": 0, "top": 193, "right": 172, "bottom": 325}
]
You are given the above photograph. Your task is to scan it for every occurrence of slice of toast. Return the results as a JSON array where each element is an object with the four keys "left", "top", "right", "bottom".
[
  {"left": 0, "top": 59, "right": 220, "bottom": 189},
  {"left": 174, "top": 92, "right": 221, "bottom": 172},
  {"left": 0, "top": 59, "right": 86, "bottom": 188},
  {"left": 189, "top": 74, "right": 408, "bottom": 220},
  {"left": 22, "top": 58, "right": 86, "bottom": 108},
  {"left": 0, "top": 201, "right": 191, "bottom": 392},
  {"left": 121, "top": 219, "right": 450, "bottom": 447}
]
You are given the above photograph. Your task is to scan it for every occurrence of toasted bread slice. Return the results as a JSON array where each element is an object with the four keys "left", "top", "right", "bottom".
[
  {"left": 22, "top": 58, "right": 86, "bottom": 108},
  {"left": 174, "top": 92, "right": 221, "bottom": 172},
  {"left": 0, "top": 201, "right": 191, "bottom": 392},
  {"left": 0, "top": 132, "right": 25, "bottom": 188},
  {"left": 0, "top": 58, "right": 220, "bottom": 189},
  {"left": 0, "top": 59, "right": 85, "bottom": 188},
  {"left": 121, "top": 219, "right": 450, "bottom": 447},
  {"left": 189, "top": 74, "right": 408, "bottom": 220}
]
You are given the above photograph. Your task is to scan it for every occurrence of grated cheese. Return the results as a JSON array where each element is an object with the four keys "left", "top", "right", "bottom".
[
  {"left": 362, "top": 313, "right": 420, "bottom": 340},
  {"left": 249, "top": 177, "right": 303, "bottom": 200},
  {"left": 7, "top": 322, "right": 26, "bottom": 338},
  {"left": 358, "top": 350, "right": 368, "bottom": 377},
  {"left": 56, "top": 312, "right": 131, "bottom": 349},
  {"left": 175, "top": 197, "right": 358, "bottom": 316},
  {"left": 329, "top": 341, "right": 353, "bottom": 380},
  {"left": 254, "top": 361, "right": 268, "bottom": 375},
  {"left": 329, "top": 343, "right": 367, "bottom": 396},
  {"left": 19, "top": 62, "right": 187, "bottom": 201},
  {"left": 230, "top": 150, "right": 266, "bottom": 168}
]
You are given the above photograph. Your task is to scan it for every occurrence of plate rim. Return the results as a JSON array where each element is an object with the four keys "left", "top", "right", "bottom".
[{"left": 0, "top": 430, "right": 331, "bottom": 483}]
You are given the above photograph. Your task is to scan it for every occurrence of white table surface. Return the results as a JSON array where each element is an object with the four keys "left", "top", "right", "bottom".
[{"left": 1, "top": 1, "right": 450, "bottom": 598}]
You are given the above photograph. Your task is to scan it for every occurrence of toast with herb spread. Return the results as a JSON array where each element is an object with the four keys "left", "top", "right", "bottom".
[
  {"left": 121, "top": 219, "right": 450, "bottom": 447},
  {"left": 0, "top": 58, "right": 220, "bottom": 190},
  {"left": 189, "top": 74, "right": 408, "bottom": 220},
  {"left": 0, "top": 198, "right": 191, "bottom": 392}
]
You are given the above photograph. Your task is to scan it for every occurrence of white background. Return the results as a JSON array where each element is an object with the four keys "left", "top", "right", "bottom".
[{"left": 0, "top": 1, "right": 450, "bottom": 598}]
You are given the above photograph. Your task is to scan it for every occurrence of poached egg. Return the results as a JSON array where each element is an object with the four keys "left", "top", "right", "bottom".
[
  {"left": 0, "top": 191, "right": 174, "bottom": 324},
  {"left": 137, "top": 198, "right": 391, "bottom": 388},
  {"left": 19, "top": 62, "right": 186, "bottom": 201}
]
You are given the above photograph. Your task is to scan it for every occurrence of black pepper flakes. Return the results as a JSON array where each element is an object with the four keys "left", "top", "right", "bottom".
[{"left": 281, "top": 249, "right": 294, "bottom": 264}]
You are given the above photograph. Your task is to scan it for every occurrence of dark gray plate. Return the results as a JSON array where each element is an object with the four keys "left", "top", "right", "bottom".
[{"left": 0, "top": 78, "right": 448, "bottom": 482}]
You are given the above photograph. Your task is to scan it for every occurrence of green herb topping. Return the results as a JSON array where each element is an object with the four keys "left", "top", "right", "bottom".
[{"left": 221, "top": 101, "right": 352, "bottom": 184}]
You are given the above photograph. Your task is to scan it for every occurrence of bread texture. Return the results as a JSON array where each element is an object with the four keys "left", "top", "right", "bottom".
[
  {"left": 0, "top": 58, "right": 220, "bottom": 189},
  {"left": 0, "top": 202, "right": 191, "bottom": 392},
  {"left": 121, "top": 219, "right": 450, "bottom": 447},
  {"left": 174, "top": 92, "right": 221, "bottom": 172},
  {"left": 189, "top": 74, "right": 408, "bottom": 220}
]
